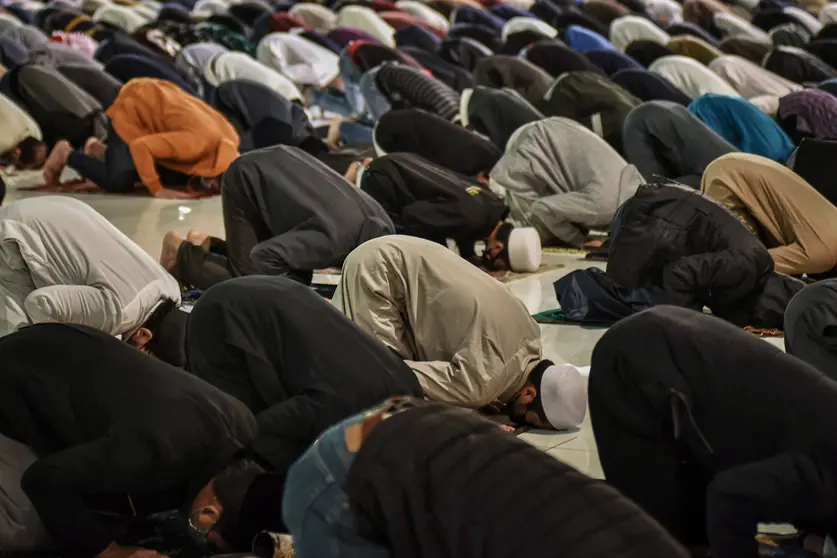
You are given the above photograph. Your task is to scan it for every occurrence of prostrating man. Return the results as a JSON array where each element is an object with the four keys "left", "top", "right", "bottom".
[
  {"left": 489, "top": 117, "right": 644, "bottom": 248},
  {"left": 43, "top": 78, "right": 239, "bottom": 199},
  {"left": 608, "top": 182, "right": 804, "bottom": 330},
  {"left": 186, "top": 276, "right": 422, "bottom": 485},
  {"left": 163, "top": 145, "right": 393, "bottom": 290},
  {"left": 590, "top": 305, "right": 837, "bottom": 558},
  {"left": 279, "top": 398, "right": 690, "bottom": 558},
  {"left": 0, "top": 323, "right": 259, "bottom": 555},
  {"left": 335, "top": 236, "right": 586, "bottom": 428},
  {"left": 0, "top": 63, "right": 106, "bottom": 168},
  {"left": 354, "top": 152, "right": 541, "bottom": 270},
  {"left": 702, "top": 153, "right": 837, "bottom": 277},
  {"left": 784, "top": 279, "right": 837, "bottom": 379},
  {"left": 0, "top": 91, "right": 43, "bottom": 169},
  {"left": 0, "top": 196, "right": 188, "bottom": 366}
]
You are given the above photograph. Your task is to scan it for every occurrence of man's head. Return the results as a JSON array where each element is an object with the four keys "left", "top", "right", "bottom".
[
  {"left": 507, "top": 362, "right": 588, "bottom": 430},
  {"left": 2, "top": 137, "right": 48, "bottom": 169},
  {"left": 189, "top": 459, "right": 266, "bottom": 552},
  {"left": 482, "top": 222, "right": 542, "bottom": 272},
  {"left": 126, "top": 300, "right": 189, "bottom": 366}
]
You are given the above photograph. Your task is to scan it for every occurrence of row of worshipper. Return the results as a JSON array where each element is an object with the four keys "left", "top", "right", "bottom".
[
  {"left": 2, "top": 203, "right": 837, "bottom": 558},
  {"left": 4, "top": 0, "right": 837, "bottom": 341},
  {"left": 6, "top": 0, "right": 837, "bottom": 181}
]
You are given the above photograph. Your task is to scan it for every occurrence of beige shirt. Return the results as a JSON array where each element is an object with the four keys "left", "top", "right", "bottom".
[{"left": 334, "top": 236, "right": 543, "bottom": 408}]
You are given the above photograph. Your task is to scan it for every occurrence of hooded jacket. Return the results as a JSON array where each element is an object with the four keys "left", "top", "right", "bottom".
[
  {"left": 347, "top": 402, "right": 691, "bottom": 558},
  {"left": 0, "top": 323, "right": 256, "bottom": 555},
  {"left": 0, "top": 196, "right": 181, "bottom": 338},
  {"left": 462, "top": 85, "right": 544, "bottom": 148},
  {"left": 607, "top": 182, "right": 804, "bottom": 328},
  {"left": 490, "top": 117, "right": 644, "bottom": 246},
  {"left": 186, "top": 276, "right": 421, "bottom": 472},
  {"left": 472, "top": 54, "right": 554, "bottom": 106},
  {"left": 360, "top": 152, "right": 507, "bottom": 254},
  {"left": 373, "top": 108, "right": 502, "bottom": 175},
  {"left": 222, "top": 145, "right": 393, "bottom": 276},
  {"left": 541, "top": 70, "right": 640, "bottom": 152}
]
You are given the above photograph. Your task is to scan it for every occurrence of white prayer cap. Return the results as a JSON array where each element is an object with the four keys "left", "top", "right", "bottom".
[
  {"left": 507, "top": 227, "right": 541, "bottom": 273},
  {"left": 459, "top": 87, "right": 473, "bottom": 127},
  {"left": 0, "top": 93, "right": 42, "bottom": 156},
  {"left": 540, "top": 364, "right": 588, "bottom": 430}
]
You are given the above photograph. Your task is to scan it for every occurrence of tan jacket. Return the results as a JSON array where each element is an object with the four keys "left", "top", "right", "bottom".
[{"left": 334, "top": 236, "right": 543, "bottom": 408}]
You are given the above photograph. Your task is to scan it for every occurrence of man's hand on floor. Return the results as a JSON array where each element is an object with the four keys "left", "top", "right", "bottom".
[{"left": 154, "top": 188, "right": 205, "bottom": 200}]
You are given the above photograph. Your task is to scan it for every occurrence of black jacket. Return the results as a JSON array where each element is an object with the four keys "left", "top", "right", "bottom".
[
  {"left": 375, "top": 62, "right": 461, "bottom": 121},
  {"left": 360, "top": 153, "right": 507, "bottom": 257},
  {"left": 0, "top": 324, "right": 256, "bottom": 555},
  {"left": 186, "top": 276, "right": 422, "bottom": 473},
  {"left": 607, "top": 183, "right": 804, "bottom": 328},
  {"left": 347, "top": 403, "right": 690, "bottom": 558},
  {"left": 472, "top": 54, "right": 555, "bottom": 107},
  {"left": 0, "top": 63, "right": 106, "bottom": 148},
  {"left": 541, "top": 70, "right": 640, "bottom": 153},
  {"left": 466, "top": 86, "right": 544, "bottom": 149},
  {"left": 590, "top": 306, "right": 837, "bottom": 558},
  {"left": 223, "top": 145, "right": 394, "bottom": 276},
  {"left": 374, "top": 108, "right": 502, "bottom": 176}
]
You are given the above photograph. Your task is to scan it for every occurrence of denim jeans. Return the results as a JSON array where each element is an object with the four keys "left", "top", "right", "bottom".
[
  {"left": 282, "top": 413, "right": 391, "bottom": 558},
  {"left": 338, "top": 50, "right": 368, "bottom": 119},
  {"left": 340, "top": 120, "right": 374, "bottom": 146},
  {"left": 359, "top": 67, "right": 391, "bottom": 122},
  {"left": 308, "top": 87, "right": 354, "bottom": 117}
]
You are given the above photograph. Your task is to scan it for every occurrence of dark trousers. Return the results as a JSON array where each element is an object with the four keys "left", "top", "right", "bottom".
[
  {"left": 67, "top": 121, "right": 138, "bottom": 193},
  {"left": 173, "top": 178, "right": 313, "bottom": 290},
  {"left": 785, "top": 279, "right": 837, "bottom": 380}
]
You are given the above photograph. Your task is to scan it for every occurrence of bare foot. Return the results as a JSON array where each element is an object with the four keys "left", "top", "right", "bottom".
[
  {"left": 160, "top": 231, "right": 185, "bottom": 273},
  {"left": 186, "top": 229, "right": 211, "bottom": 250},
  {"left": 42, "top": 140, "right": 72, "bottom": 187},
  {"left": 84, "top": 137, "right": 106, "bottom": 159},
  {"left": 584, "top": 239, "right": 605, "bottom": 249}
]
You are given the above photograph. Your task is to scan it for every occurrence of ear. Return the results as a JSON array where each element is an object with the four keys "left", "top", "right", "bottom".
[
  {"left": 518, "top": 384, "right": 537, "bottom": 405},
  {"left": 128, "top": 327, "right": 153, "bottom": 350}
]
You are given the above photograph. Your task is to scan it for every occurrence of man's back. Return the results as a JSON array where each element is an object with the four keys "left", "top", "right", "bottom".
[{"left": 0, "top": 196, "right": 180, "bottom": 335}]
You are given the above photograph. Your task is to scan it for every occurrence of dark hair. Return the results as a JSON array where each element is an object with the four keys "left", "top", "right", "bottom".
[
  {"left": 17, "top": 137, "right": 44, "bottom": 167},
  {"left": 138, "top": 300, "right": 177, "bottom": 343},
  {"left": 213, "top": 459, "right": 265, "bottom": 541},
  {"left": 482, "top": 222, "right": 515, "bottom": 270},
  {"left": 133, "top": 299, "right": 189, "bottom": 366},
  {"left": 508, "top": 359, "right": 553, "bottom": 426}
]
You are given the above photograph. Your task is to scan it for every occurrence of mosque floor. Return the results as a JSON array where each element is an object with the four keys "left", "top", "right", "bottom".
[{"left": 3, "top": 184, "right": 785, "bottom": 483}]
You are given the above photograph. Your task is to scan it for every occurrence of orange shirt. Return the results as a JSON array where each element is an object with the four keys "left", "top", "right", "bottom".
[{"left": 106, "top": 78, "right": 240, "bottom": 194}]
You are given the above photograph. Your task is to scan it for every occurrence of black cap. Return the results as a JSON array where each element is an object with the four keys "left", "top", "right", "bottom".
[{"left": 222, "top": 473, "right": 287, "bottom": 552}]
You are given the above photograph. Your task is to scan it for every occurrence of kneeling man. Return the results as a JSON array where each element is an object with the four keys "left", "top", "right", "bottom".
[
  {"left": 0, "top": 196, "right": 187, "bottom": 365},
  {"left": 164, "top": 145, "right": 394, "bottom": 289},
  {"left": 0, "top": 323, "right": 258, "bottom": 556},
  {"left": 335, "top": 235, "right": 586, "bottom": 428}
]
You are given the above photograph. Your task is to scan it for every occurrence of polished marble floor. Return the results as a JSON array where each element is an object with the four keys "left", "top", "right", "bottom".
[{"left": 2, "top": 183, "right": 784, "bottom": 481}]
